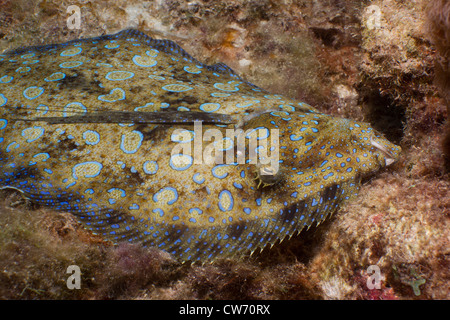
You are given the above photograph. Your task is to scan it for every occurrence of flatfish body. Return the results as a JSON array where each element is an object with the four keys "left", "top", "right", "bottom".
[{"left": 0, "top": 29, "right": 401, "bottom": 262}]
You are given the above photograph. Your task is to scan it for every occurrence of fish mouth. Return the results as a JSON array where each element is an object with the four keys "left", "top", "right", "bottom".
[{"left": 370, "top": 137, "right": 395, "bottom": 166}]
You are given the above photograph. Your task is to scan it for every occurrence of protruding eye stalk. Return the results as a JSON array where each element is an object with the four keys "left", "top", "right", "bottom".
[
  {"left": 370, "top": 137, "right": 395, "bottom": 166},
  {"left": 254, "top": 164, "right": 283, "bottom": 188}
]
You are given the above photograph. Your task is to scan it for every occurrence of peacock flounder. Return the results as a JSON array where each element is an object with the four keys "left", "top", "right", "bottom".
[{"left": 0, "top": 29, "right": 401, "bottom": 262}]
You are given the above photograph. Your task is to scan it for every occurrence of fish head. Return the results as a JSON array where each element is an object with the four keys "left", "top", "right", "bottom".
[{"left": 244, "top": 111, "right": 401, "bottom": 187}]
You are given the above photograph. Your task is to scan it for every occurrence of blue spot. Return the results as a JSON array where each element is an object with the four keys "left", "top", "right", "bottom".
[
  {"left": 218, "top": 190, "right": 234, "bottom": 212},
  {"left": 120, "top": 130, "right": 144, "bottom": 154},
  {"left": 143, "top": 160, "right": 158, "bottom": 174},
  {"left": 169, "top": 154, "right": 193, "bottom": 171},
  {"left": 105, "top": 71, "right": 135, "bottom": 81},
  {"left": 0, "top": 75, "right": 13, "bottom": 83},
  {"left": 32, "top": 152, "right": 50, "bottom": 162},
  {"left": 290, "top": 134, "right": 303, "bottom": 141},
  {"left": 60, "top": 47, "right": 82, "bottom": 56},
  {"left": 324, "top": 172, "right": 334, "bottom": 180},
  {"left": 0, "top": 119, "right": 7, "bottom": 130},
  {"left": 153, "top": 187, "right": 178, "bottom": 205},
  {"left": 63, "top": 102, "right": 86, "bottom": 117},
  {"left": 212, "top": 164, "right": 229, "bottom": 179},
  {"left": 162, "top": 84, "right": 193, "bottom": 92},
  {"left": 23, "top": 86, "right": 44, "bottom": 100},
  {"left": 199, "top": 102, "right": 221, "bottom": 112},
  {"left": 21, "top": 126, "right": 44, "bottom": 142},
  {"left": 72, "top": 161, "right": 103, "bottom": 179},
  {"left": 189, "top": 208, "right": 203, "bottom": 215},
  {"left": 98, "top": 88, "right": 126, "bottom": 103},
  {"left": 336, "top": 153, "right": 343, "bottom": 158},
  {"left": 244, "top": 207, "right": 251, "bottom": 215},
  {"left": 153, "top": 208, "right": 164, "bottom": 217},
  {"left": 44, "top": 72, "right": 66, "bottom": 82},
  {"left": 59, "top": 61, "right": 83, "bottom": 68},
  {"left": 193, "top": 173, "right": 205, "bottom": 184},
  {"left": 129, "top": 203, "right": 139, "bottom": 210},
  {"left": 82, "top": 130, "right": 100, "bottom": 145}
]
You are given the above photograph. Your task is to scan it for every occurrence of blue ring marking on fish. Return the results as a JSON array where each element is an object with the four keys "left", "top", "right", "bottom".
[
  {"left": 169, "top": 154, "right": 193, "bottom": 171},
  {"left": 72, "top": 161, "right": 103, "bottom": 179},
  {"left": 218, "top": 190, "right": 234, "bottom": 212},
  {"left": 60, "top": 47, "right": 82, "bottom": 56},
  {"left": 105, "top": 43, "right": 120, "bottom": 49},
  {"left": 193, "top": 173, "right": 205, "bottom": 184},
  {"left": 120, "top": 130, "right": 144, "bottom": 154},
  {"left": 63, "top": 102, "right": 87, "bottom": 117},
  {"left": 15, "top": 66, "right": 31, "bottom": 73},
  {"left": 0, "top": 75, "right": 13, "bottom": 83},
  {"left": 82, "top": 130, "right": 101, "bottom": 145},
  {"left": 199, "top": 102, "right": 221, "bottom": 112},
  {"left": 213, "top": 81, "right": 239, "bottom": 92},
  {"left": 59, "top": 61, "right": 83, "bottom": 68},
  {"left": 44, "top": 72, "right": 66, "bottom": 82},
  {"left": 143, "top": 160, "right": 159, "bottom": 175},
  {"left": 0, "top": 119, "right": 7, "bottom": 130},
  {"left": 162, "top": 84, "right": 193, "bottom": 92},
  {"left": 105, "top": 71, "right": 135, "bottom": 81},
  {"left": 20, "top": 53, "right": 35, "bottom": 59},
  {"left": 132, "top": 54, "right": 157, "bottom": 67},
  {"left": 6, "top": 141, "right": 19, "bottom": 152},
  {"left": 23, "top": 86, "right": 44, "bottom": 100},
  {"left": 148, "top": 74, "right": 165, "bottom": 80},
  {"left": 0, "top": 94, "right": 6, "bottom": 107},
  {"left": 184, "top": 65, "right": 202, "bottom": 74},
  {"left": 153, "top": 187, "right": 179, "bottom": 205},
  {"left": 98, "top": 88, "right": 126, "bottom": 102},
  {"left": 211, "top": 92, "right": 231, "bottom": 97},
  {"left": 153, "top": 208, "right": 164, "bottom": 217},
  {"left": 212, "top": 164, "right": 229, "bottom": 179},
  {"left": 32, "top": 152, "right": 50, "bottom": 162},
  {"left": 21, "top": 126, "right": 45, "bottom": 143},
  {"left": 96, "top": 63, "right": 113, "bottom": 68},
  {"left": 236, "top": 100, "right": 260, "bottom": 108}
]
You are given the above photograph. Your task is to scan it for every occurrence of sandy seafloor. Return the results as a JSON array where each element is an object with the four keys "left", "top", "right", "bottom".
[{"left": 0, "top": 0, "right": 448, "bottom": 300}]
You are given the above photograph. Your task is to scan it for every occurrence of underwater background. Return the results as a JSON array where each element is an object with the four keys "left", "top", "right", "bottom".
[{"left": 0, "top": 0, "right": 448, "bottom": 299}]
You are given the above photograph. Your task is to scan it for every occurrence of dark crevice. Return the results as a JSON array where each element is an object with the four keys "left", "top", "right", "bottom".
[{"left": 361, "top": 91, "right": 406, "bottom": 144}]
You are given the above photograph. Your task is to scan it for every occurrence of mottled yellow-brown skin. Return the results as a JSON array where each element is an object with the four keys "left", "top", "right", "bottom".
[{"left": 0, "top": 29, "right": 401, "bottom": 262}]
